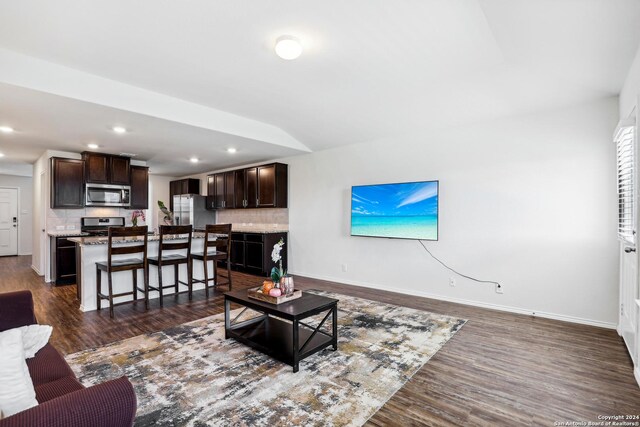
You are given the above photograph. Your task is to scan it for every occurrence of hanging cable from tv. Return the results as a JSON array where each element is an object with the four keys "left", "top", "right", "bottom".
[{"left": 418, "top": 240, "right": 502, "bottom": 290}]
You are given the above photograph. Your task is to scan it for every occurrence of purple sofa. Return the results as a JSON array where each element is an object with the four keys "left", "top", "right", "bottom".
[{"left": 0, "top": 290, "right": 137, "bottom": 427}]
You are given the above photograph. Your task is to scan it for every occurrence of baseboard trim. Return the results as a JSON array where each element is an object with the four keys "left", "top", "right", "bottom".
[
  {"left": 635, "top": 366, "right": 640, "bottom": 388},
  {"left": 31, "top": 265, "right": 42, "bottom": 276},
  {"left": 291, "top": 271, "right": 617, "bottom": 330}
]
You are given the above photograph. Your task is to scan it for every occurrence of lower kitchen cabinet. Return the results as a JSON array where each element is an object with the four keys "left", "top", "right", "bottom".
[
  {"left": 228, "top": 232, "right": 287, "bottom": 277},
  {"left": 50, "top": 237, "right": 77, "bottom": 286}
]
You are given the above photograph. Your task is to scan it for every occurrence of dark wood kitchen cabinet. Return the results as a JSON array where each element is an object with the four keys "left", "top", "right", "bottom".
[
  {"left": 83, "top": 152, "right": 109, "bottom": 184},
  {"left": 206, "top": 172, "right": 234, "bottom": 209},
  {"left": 51, "top": 157, "right": 85, "bottom": 209},
  {"left": 129, "top": 166, "right": 149, "bottom": 209},
  {"left": 229, "top": 232, "right": 287, "bottom": 276},
  {"left": 110, "top": 156, "right": 131, "bottom": 185},
  {"left": 257, "top": 163, "right": 287, "bottom": 208},
  {"left": 234, "top": 168, "right": 258, "bottom": 208},
  {"left": 83, "top": 152, "right": 130, "bottom": 185},
  {"left": 51, "top": 237, "right": 77, "bottom": 286},
  {"left": 224, "top": 171, "right": 235, "bottom": 208},
  {"left": 206, "top": 162, "right": 287, "bottom": 210}
]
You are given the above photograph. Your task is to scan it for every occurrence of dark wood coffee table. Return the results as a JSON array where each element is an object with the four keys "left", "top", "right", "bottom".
[{"left": 224, "top": 289, "right": 339, "bottom": 373}]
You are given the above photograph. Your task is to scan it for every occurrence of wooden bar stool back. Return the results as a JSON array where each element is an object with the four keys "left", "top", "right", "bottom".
[
  {"left": 148, "top": 225, "right": 193, "bottom": 306},
  {"left": 96, "top": 226, "right": 149, "bottom": 318},
  {"left": 191, "top": 223, "right": 232, "bottom": 297}
]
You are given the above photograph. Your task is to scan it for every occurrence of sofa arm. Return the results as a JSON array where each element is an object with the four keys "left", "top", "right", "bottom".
[
  {"left": 0, "top": 376, "right": 137, "bottom": 427},
  {"left": 0, "top": 290, "right": 37, "bottom": 332}
]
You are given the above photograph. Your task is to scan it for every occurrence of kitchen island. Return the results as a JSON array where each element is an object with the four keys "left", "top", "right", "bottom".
[{"left": 69, "top": 233, "right": 209, "bottom": 312}]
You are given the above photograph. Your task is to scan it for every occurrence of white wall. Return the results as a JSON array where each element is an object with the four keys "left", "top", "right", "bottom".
[
  {"left": 621, "top": 43, "right": 640, "bottom": 119},
  {"left": 285, "top": 97, "right": 619, "bottom": 327},
  {"left": 149, "top": 174, "right": 176, "bottom": 231},
  {"left": 0, "top": 173, "right": 33, "bottom": 255}
]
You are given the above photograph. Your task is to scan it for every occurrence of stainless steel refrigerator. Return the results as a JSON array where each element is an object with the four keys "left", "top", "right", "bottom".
[{"left": 172, "top": 194, "right": 216, "bottom": 229}]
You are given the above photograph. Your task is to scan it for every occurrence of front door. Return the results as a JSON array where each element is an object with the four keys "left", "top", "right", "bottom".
[{"left": 0, "top": 188, "right": 18, "bottom": 256}]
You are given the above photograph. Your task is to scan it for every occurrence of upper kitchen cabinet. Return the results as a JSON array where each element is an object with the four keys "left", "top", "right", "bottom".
[
  {"left": 83, "top": 152, "right": 130, "bottom": 185},
  {"left": 234, "top": 168, "right": 257, "bottom": 208},
  {"left": 83, "top": 152, "right": 109, "bottom": 184},
  {"left": 170, "top": 178, "right": 200, "bottom": 196},
  {"left": 51, "top": 157, "right": 85, "bottom": 209},
  {"left": 257, "top": 163, "right": 287, "bottom": 208},
  {"left": 224, "top": 171, "right": 235, "bottom": 208},
  {"left": 207, "top": 173, "right": 223, "bottom": 209},
  {"left": 206, "top": 173, "right": 232, "bottom": 209},
  {"left": 129, "top": 166, "right": 149, "bottom": 209},
  {"left": 206, "top": 163, "right": 287, "bottom": 209},
  {"left": 110, "top": 156, "right": 131, "bottom": 185}
]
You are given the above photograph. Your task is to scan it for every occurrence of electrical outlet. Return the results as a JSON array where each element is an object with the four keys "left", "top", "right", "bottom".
[
  {"left": 55, "top": 225, "right": 65, "bottom": 231},
  {"left": 495, "top": 284, "right": 504, "bottom": 294},
  {"left": 341, "top": 264, "right": 348, "bottom": 272},
  {"left": 449, "top": 277, "right": 455, "bottom": 287},
  {"left": 66, "top": 225, "right": 76, "bottom": 230}
]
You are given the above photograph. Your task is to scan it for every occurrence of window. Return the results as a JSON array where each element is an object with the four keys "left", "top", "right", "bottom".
[{"left": 616, "top": 123, "right": 636, "bottom": 244}]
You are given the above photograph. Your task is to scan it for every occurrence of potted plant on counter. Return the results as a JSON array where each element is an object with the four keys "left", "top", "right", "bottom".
[
  {"left": 130, "top": 210, "right": 145, "bottom": 227},
  {"left": 157, "top": 200, "right": 174, "bottom": 226}
]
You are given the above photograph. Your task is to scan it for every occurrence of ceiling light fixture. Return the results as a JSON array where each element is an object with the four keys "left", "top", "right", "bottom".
[
  {"left": 0, "top": 153, "right": 4, "bottom": 158},
  {"left": 275, "top": 35, "right": 303, "bottom": 60},
  {"left": 0, "top": 126, "right": 14, "bottom": 133},
  {"left": 227, "top": 147, "right": 237, "bottom": 154},
  {"left": 112, "top": 126, "right": 127, "bottom": 134},
  {"left": 190, "top": 157, "right": 199, "bottom": 163},
  {"left": 87, "top": 143, "right": 99, "bottom": 149}
]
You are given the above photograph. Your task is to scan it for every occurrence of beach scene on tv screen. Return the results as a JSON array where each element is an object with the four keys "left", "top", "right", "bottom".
[{"left": 351, "top": 181, "right": 438, "bottom": 240}]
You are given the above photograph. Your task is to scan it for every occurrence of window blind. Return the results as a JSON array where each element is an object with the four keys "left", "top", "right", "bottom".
[{"left": 616, "top": 125, "right": 635, "bottom": 244}]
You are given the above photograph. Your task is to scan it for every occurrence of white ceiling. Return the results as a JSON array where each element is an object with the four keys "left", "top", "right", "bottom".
[{"left": 0, "top": 0, "right": 639, "bottom": 176}]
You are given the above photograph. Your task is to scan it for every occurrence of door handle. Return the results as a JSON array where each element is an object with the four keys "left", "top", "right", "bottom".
[{"left": 625, "top": 247, "right": 636, "bottom": 253}]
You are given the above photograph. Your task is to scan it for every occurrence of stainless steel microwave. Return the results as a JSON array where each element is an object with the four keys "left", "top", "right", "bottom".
[{"left": 85, "top": 183, "right": 131, "bottom": 207}]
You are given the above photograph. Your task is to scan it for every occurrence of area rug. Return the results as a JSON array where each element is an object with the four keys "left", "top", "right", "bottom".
[{"left": 65, "top": 290, "right": 466, "bottom": 426}]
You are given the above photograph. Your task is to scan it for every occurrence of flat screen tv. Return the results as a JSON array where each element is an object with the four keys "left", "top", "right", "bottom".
[{"left": 351, "top": 180, "right": 439, "bottom": 240}]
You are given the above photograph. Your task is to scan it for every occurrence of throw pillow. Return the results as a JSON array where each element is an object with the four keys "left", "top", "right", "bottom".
[
  {"left": 0, "top": 329, "right": 38, "bottom": 417},
  {"left": 16, "top": 324, "right": 53, "bottom": 358}
]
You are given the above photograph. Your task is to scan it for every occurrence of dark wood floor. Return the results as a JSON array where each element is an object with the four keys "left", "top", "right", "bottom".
[{"left": 1, "top": 255, "right": 638, "bottom": 425}]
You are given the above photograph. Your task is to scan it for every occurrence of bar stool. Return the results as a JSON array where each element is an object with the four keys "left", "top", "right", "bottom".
[
  {"left": 148, "top": 225, "right": 193, "bottom": 306},
  {"left": 96, "top": 226, "right": 149, "bottom": 318},
  {"left": 191, "top": 223, "right": 232, "bottom": 296}
]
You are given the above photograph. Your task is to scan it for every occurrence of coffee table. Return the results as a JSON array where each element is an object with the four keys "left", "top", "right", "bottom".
[{"left": 224, "top": 289, "right": 339, "bottom": 373}]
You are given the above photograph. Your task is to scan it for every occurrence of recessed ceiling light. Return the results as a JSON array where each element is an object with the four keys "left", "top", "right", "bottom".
[
  {"left": 0, "top": 153, "right": 4, "bottom": 158},
  {"left": 87, "top": 143, "right": 99, "bottom": 149},
  {"left": 227, "top": 147, "right": 237, "bottom": 154},
  {"left": 190, "top": 157, "right": 199, "bottom": 163},
  {"left": 0, "top": 126, "right": 14, "bottom": 133},
  {"left": 112, "top": 126, "right": 127, "bottom": 134},
  {"left": 275, "top": 35, "right": 302, "bottom": 60}
]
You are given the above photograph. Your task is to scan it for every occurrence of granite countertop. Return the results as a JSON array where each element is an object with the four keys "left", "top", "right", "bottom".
[
  {"left": 229, "top": 225, "right": 289, "bottom": 234},
  {"left": 48, "top": 231, "right": 89, "bottom": 237},
  {"left": 69, "top": 232, "right": 206, "bottom": 246}
]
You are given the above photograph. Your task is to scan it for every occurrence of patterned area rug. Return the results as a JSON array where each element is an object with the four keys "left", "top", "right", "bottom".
[{"left": 65, "top": 290, "right": 465, "bottom": 426}]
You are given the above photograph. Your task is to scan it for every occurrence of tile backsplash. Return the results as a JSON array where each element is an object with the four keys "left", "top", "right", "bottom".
[
  {"left": 47, "top": 207, "right": 288, "bottom": 231},
  {"left": 215, "top": 208, "right": 288, "bottom": 228},
  {"left": 47, "top": 207, "right": 146, "bottom": 231}
]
